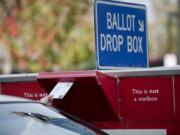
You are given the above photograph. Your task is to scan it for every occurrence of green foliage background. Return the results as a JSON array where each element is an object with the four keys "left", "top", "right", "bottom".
[{"left": 2, "top": 0, "right": 95, "bottom": 72}]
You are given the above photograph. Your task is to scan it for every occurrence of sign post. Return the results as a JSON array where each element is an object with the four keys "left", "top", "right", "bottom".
[{"left": 94, "top": 0, "right": 148, "bottom": 69}]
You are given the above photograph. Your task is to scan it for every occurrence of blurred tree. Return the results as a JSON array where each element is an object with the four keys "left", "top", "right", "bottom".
[
  {"left": 0, "top": 0, "right": 95, "bottom": 73},
  {"left": 149, "top": 0, "right": 179, "bottom": 66}
]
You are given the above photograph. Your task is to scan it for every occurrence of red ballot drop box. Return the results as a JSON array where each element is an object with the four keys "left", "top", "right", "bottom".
[
  {"left": 37, "top": 68, "right": 180, "bottom": 135},
  {"left": 0, "top": 68, "right": 180, "bottom": 135}
]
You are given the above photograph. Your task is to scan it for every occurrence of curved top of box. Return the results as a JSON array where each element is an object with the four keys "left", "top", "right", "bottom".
[
  {"left": 0, "top": 73, "right": 37, "bottom": 82},
  {"left": 101, "top": 66, "right": 180, "bottom": 77}
]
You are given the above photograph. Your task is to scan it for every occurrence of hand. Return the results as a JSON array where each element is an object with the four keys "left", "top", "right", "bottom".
[{"left": 40, "top": 95, "right": 53, "bottom": 105}]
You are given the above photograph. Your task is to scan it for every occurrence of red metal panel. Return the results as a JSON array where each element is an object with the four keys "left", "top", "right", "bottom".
[
  {"left": 1, "top": 82, "right": 47, "bottom": 100},
  {"left": 119, "top": 76, "right": 174, "bottom": 122},
  {"left": 174, "top": 76, "right": 180, "bottom": 134},
  {"left": 96, "top": 72, "right": 119, "bottom": 116}
]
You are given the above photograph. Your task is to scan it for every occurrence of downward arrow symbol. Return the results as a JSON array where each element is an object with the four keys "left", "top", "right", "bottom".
[{"left": 138, "top": 20, "right": 144, "bottom": 32}]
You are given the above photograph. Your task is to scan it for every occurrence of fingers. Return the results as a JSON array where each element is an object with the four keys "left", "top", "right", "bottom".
[
  {"left": 40, "top": 95, "right": 54, "bottom": 105},
  {"left": 47, "top": 95, "right": 54, "bottom": 105}
]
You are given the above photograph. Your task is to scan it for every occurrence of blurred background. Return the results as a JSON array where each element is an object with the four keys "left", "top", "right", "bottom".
[{"left": 0, "top": 0, "right": 179, "bottom": 74}]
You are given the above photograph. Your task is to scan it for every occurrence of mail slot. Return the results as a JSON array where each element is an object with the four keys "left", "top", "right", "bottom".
[{"left": 38, "top": 71, "right": 119, "bottom": 122}]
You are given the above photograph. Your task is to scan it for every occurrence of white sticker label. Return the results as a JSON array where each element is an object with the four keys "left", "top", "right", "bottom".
[
  {"left": 104, "top": 129, "right": 167, "bottom": 135},
  {"left": 50, "top": 82, "right": 73, "bottom": 99}
]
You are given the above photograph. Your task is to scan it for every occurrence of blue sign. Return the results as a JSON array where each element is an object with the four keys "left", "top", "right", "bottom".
[{"left": 94, "top": 0, "right": 148, "bottom": 69}]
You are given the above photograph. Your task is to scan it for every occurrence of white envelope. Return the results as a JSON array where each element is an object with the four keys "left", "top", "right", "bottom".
[{"left": 49, "top": 82, "right": 73, "bottom": 99}]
